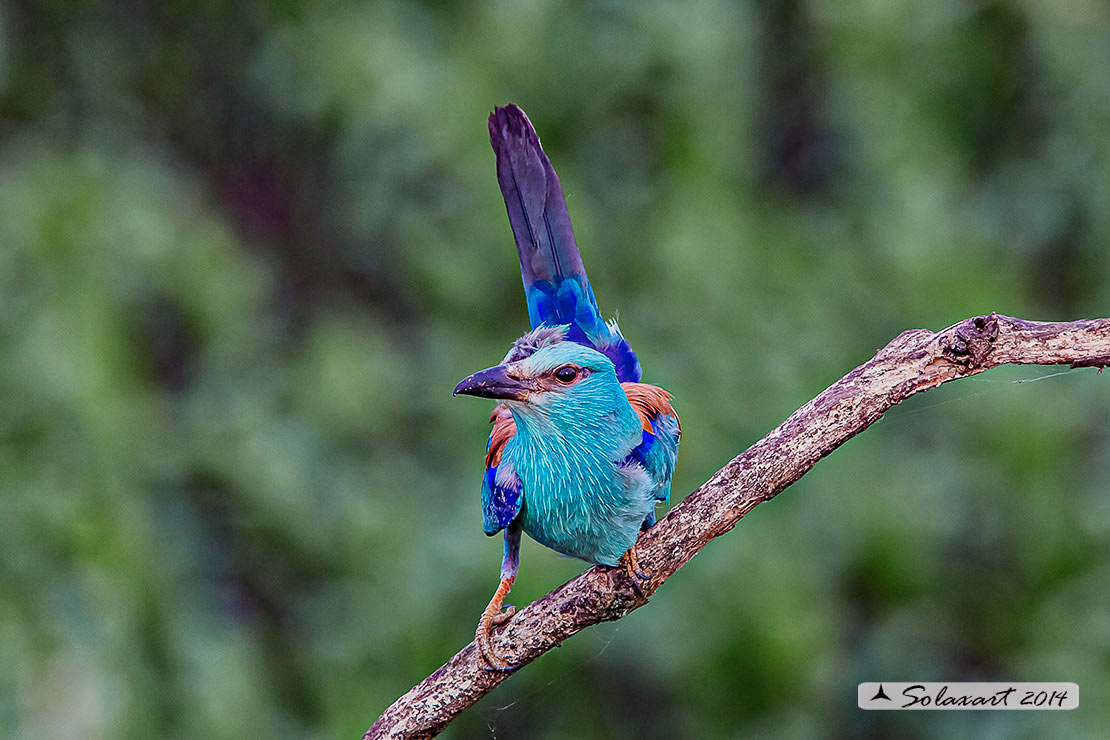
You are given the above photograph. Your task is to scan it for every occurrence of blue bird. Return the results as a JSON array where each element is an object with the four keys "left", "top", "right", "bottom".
[{"left": 454, "top": 105, "right": 681, "bottom": 669}]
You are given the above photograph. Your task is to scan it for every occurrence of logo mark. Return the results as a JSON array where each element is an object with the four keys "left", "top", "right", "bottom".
[
  {"left": 858, "top": 683, "right": 1078, "bottom": 710},
  {"left": 870, "top": 684, "right": 892, "bottom": 702}
]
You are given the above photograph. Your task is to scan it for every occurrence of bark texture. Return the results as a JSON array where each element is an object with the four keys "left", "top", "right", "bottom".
[{"left": 367, "top": 313, "right": 1110, "bottom": 739}]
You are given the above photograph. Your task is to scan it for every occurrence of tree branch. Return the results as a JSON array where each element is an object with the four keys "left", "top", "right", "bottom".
[{"left": 366, "top": 313, "right": 1110, "bottom": 739}]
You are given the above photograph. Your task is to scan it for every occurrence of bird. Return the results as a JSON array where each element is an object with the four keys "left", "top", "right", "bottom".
[{"left": 453, "top": 104, "right": 681, "bottom": 670}]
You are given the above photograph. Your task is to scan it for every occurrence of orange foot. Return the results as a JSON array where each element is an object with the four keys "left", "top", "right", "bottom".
[
  {"left": 475, "top": 576, "right": 516, "bottom": 671},
  {"left": 619, "top": 547, "right": 652, "bottom": 597}
]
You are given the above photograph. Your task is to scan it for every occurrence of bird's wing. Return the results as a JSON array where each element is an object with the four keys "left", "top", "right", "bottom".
[
  {"left": 488, "top": 104, "right": 641, "bottom": 382},
  {"left": 622, "top": 383, "right": 681, "bottom": 503},
  {"left": 481, "top": 405, "right": 523, "bottom": 535}
]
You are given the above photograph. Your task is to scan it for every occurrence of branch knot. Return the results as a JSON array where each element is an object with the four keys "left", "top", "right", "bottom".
[{"left": 941, "top": 313, "right": 1000, "bottom": 366}]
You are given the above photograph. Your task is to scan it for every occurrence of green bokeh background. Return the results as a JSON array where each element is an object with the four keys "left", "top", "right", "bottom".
[{"left": 1, "top": 1, "right": 1108, "bottom": 738}]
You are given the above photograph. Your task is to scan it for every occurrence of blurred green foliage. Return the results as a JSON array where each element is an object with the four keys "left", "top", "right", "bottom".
[{"left": 1, "top": 1, "right": 1108, "bottom": 738}]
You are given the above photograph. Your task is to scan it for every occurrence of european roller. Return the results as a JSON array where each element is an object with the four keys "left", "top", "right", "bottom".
[{"left": 454, "top": 105, "right": 681, "bottom": 670}]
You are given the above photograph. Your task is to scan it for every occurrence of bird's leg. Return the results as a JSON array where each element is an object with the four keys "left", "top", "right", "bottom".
[
  {"left": 619, "top": 546, "right": 651, "bottom": 597},
  {"left": 475, "top": 523, "right": 521, "bottom": 671}
]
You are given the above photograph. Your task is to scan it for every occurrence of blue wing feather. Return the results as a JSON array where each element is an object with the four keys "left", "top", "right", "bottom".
[
  {"left": 640, "top": 414, "right": 680, "bottom": 504},
  {"left": 482, "top": 463, "right": 522, "bottom": 535},
  {"left": 481, "top": 407, "right": 523, "bottom": 535},
  {"left": 622, "top": 383, "right": 681, "bottom": 506},
  {"left": 489, "top": 104, "right": 641, "bottom": 382}
]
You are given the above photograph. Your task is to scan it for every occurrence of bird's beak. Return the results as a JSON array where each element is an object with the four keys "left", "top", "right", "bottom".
[{"left": 453, "top": 364, "right": 536, "bottom": 401}]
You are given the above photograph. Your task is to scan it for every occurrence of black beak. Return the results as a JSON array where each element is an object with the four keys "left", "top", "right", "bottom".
[{"left": 453, "top": 365, "right": 535, "bottom": 401}]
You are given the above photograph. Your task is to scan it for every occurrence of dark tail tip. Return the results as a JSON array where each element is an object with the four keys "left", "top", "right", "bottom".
[{"left": 488, "top": 104, "right": 540, "bottom": 154}]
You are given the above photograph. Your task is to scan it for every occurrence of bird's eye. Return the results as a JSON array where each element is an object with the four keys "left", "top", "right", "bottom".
[{"left": 553, "top": 365, "right": 579, "bottom": 384}]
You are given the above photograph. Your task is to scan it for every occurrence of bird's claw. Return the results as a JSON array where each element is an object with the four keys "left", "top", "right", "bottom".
[
  {"left": 475, "top": 606, "right": 516, "bottom": 671},
  {"left": 475, "top": 576, "right": 517, "bottom": 671},
  {"left": 620, "top": 548, "right": 652, "bottom": 597},
  {"left": 491, "top": 604, "right": 516, "bottom": 625}
]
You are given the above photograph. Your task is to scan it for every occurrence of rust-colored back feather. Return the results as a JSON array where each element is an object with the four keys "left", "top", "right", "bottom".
[
  {"left": 486, "top": 405, "right": 517, "bottom": 468},
  {"left": 622, "top": 382, "right": 680, "bottom": 433}
]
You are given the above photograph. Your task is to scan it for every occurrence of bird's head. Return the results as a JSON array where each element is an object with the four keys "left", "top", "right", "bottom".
[{"left": 454, "top": 326, "right": 624, "bottom": 423}]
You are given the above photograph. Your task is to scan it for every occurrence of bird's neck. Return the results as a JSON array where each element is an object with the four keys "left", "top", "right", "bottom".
[{"left": 508, "top": 392, "right": 640, "bottom": 459}]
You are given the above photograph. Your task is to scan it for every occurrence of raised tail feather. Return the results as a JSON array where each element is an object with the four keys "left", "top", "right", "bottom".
[{"left": 488, "top": 104, "right": 641, "bottom": 382}]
